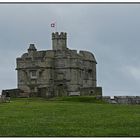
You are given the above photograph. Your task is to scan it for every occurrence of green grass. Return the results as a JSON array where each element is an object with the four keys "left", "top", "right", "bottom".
[
  {"left": 48, "top": 96, "right": 105, "bottom": 103},
  {"left": 0, "top": 97, "right": 140, "bottom": 137}
]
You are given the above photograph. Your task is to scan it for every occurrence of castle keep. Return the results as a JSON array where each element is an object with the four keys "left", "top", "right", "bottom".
[{"left": 16, "top": 32, "right": 102, "bottom": 97}]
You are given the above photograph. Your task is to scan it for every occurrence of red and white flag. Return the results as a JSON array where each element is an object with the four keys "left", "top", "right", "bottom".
[
  {"left": 51, "top": 22, "right": 55, "bottom": 27},
  {"left": 51, "top": 21, "right": 57, "bottom": 32}
]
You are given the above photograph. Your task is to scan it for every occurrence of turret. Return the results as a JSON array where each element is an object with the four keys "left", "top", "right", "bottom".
[
  {"left": 28, "top": 44, "right": 37, "bottom": 57},
  {"left": 52, "top": 32, "right": 67, "bottom": 50}
]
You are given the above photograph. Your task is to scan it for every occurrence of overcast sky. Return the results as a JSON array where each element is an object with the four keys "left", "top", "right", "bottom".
[{"left": 1, "top": 4, "right": 140, "bottom": 96}]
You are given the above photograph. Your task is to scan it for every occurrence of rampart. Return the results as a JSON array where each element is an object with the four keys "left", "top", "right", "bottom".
[{"left": 102, "top": 96, "right": 140, "bottom": 104}]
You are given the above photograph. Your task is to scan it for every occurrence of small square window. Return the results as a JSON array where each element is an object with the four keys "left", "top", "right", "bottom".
[{"left": 30, "top": 70, "right": 37, "bottom": 79}]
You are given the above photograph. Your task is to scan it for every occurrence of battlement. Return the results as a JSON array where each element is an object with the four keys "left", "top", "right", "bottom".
[
  {"left": 52, "top": 32, "right": 67, "bottom": 40},
  {"left": 52, "top": 32, "right": 67, "bottom": 50}
]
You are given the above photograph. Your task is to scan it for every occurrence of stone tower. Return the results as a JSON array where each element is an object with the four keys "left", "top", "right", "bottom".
[
  {"left": 16, "top": 32, "right": 102, "bottom": 97},
  {"left": 52, "top": 32, "right": 67, "bottom": 50}
]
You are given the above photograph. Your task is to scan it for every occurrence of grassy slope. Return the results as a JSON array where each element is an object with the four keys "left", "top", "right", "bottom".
[{"left": 0, "top": 97, "right": 139, "bottom": 137}]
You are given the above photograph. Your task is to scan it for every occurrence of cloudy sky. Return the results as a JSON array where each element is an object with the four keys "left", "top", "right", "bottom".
[{"left": 0, "top": 3, "right": 140, "bottom": 96}]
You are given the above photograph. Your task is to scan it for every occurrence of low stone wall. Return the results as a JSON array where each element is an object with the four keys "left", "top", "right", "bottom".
[
  {"left": 80, "top": 87, "right": 102, "bottom": 97},
  {"left": 102, "top": 96, "right": 140, "bottom": 104},
  {"left": 2, "top": 88, "right": 24, "bottom": 98}
]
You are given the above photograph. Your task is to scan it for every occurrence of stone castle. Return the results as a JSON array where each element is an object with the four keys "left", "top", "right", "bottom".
[{"left": 16, "top": 32, "right": 102, "bottom": 97}]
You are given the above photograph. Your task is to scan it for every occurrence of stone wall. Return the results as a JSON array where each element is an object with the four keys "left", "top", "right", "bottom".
[
  {"left": 102, "top": 96, "right": 140, "bottom": 104},
  {"left": 2, "top": 88, "right": 25, "bottom": 98},
  {"left": 80, "top": 87, "right": 102, "bottom": 97}
]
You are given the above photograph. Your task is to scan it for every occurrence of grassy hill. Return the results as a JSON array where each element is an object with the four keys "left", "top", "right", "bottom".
[{"left": 0, "top": 97, "right": 139, "bottom": 137}]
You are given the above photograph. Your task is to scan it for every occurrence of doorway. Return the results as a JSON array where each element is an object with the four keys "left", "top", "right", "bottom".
[{"left": 56, "top": 84, "right": 67, "bottom": 96}]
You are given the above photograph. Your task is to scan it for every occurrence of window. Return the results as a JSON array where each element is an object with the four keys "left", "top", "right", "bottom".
[
  {"left": 30, "top": 70, "right": 37, "bottom": 79},
  {"left": 88, "top": 69, "right": 92, "bottom": 77}
]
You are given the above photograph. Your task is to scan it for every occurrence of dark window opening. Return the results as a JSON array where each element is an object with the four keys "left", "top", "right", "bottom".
[
  {"left": 90, "top": 91, "right": 93, "bottom": 94},
  {"left": 88, "top": 69, "right": 92, "bottom": 73},
  {"left": 58, "top": 84, "right": 63, "bottom": 87},
  {"left": 88, "top": 69, "right": 93, "bottom": 77}
]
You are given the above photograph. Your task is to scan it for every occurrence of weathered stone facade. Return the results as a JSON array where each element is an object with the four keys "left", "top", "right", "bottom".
[{"left": 16, "top": 32, "right": 102, "bottom": 97}]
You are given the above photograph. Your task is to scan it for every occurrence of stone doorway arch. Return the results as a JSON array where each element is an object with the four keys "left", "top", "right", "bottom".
[{"left": 56, "top": 84, "right": 67, "bottom": 97}]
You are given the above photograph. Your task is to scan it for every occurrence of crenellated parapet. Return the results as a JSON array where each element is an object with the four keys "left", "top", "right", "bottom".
[
  {"left": 52, "top": 32, "right": 67, "bottom": 40},
  {"left": 52, "top": 32, "right": 67, "bottom": 50}
]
